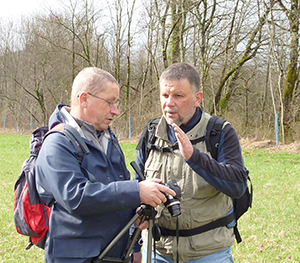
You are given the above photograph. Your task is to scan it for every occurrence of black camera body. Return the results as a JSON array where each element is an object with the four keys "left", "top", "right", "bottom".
[
  {"left": 162, "top": 179, "right": 181, "bottom": 217},
  {"left": 130, "top": 161, "right": 181, "bottom": 217}
]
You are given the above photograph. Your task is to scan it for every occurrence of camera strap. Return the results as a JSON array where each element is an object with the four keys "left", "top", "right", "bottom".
[{"left": 175, "top": 218, "right": 179, "bottom": 263}]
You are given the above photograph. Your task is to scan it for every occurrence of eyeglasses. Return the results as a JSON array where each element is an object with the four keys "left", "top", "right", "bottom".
[{"left": 87, "top": 92, "right": 118, "bottom": 107}]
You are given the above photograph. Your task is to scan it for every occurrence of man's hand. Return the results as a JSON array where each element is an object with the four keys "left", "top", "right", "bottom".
[
  {"left": 172, "top": 123, "right": 194, "bottom": 160},
  {"left": 139, "top": 178, "right": 176, "bottom": 208},
  {"left": 131, "top": 252, "right": 142, "bottom": 263}
]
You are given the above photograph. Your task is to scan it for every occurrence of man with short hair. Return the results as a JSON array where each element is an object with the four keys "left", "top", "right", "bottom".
[
  {"left": 35, "top": 67, "right": 175, "bottom": 262},
  {"left": 133, "top": 63, "right": 248, "bottom": 262}
]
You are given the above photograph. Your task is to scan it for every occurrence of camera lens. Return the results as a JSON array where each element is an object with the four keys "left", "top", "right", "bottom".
[{"left": 164, "top": 195, "right": 181, "bottom": 217}]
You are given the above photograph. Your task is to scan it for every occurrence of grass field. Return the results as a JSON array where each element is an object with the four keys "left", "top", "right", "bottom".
[{"left": 0, "top": 133, "right": 299, "bottom": 262}]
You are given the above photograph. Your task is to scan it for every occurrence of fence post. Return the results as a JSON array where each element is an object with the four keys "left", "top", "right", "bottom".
[
  {"left": 129, "top": 117, "right": 132, "bottom": 139},
  {"left": 275, "top": 113, "right": 279, "bottom": 146}
]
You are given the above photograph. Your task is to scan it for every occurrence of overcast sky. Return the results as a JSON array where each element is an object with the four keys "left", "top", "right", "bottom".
[{"left": 0, "top": 0, "right": 61, "bottom": 20}]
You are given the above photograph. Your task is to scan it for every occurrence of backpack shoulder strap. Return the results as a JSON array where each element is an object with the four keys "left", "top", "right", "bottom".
[
  {"left": 148, "top": 115, "right": 226, "bottom": 158},
  {"left": 63, "top": 124, "right": 90, "bottom": 164},
  {"left": 205, "top": 116, "right": 226, "bottom": 160},
  {"left": 136, "top": 118, "right": 160, "bottom": 160},
  {"left": 46, "top": 123, "right": 90, "bottom": 164},
  {"left": 47, "top": 124, "right": 96, "bottom": 182},
  {"left": 137, "top": 116, "right": 226, "bottom": 160}
]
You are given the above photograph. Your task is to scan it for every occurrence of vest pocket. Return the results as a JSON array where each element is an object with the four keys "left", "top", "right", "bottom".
[
  {"left": 145, "top": 161, "right": 162, "bottom": 179},
  {"left": 191, "top": 173, "right": 218, "bottom": 199}
]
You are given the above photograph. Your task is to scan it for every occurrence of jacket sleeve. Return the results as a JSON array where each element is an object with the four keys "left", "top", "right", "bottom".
[
  {"left": 35, "top": 132, "right": 141, "bottom": 216},
  {"left": 186, "top": 123, "right": 248, "bottom": 198}
]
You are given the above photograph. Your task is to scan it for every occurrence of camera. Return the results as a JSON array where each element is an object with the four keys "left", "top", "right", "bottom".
[
  {"left": 130, "top": 161, "right": 181, "bottom": 217},
  {"left": 162, "top": 179, "right": 181, "bottom": 217}
]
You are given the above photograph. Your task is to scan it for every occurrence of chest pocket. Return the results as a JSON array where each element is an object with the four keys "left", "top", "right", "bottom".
[{"left": 145, "top": 160, "right": 162, "bottom": 179}]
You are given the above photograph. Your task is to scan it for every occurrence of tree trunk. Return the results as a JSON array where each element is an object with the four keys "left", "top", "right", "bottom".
[
  {"left": 212, "top": 1, "right": 274, "bottom": 114},
  {"left": 280, "top": 0, "right": 299, "bottom": 142}
]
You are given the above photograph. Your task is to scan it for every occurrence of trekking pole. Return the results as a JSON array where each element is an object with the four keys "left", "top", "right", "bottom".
[
  {"left": 130, "top": 161, "right": 159, "bottom": 263},
  {"left": 93, "top": 204, "right": 155, "bottom": 263},
  {"left": 146, "top": 208, "right": 155, "bottom": 263}
]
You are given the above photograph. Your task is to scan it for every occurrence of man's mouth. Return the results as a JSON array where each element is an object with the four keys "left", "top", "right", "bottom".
[{"left": 165, "top": 110, "right": 178, "bottom": 117}]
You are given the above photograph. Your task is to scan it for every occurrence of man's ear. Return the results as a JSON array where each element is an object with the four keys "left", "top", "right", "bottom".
[
  {"left": 195, "top": 91, "right": 203, "bottom": 107},
  {"left": 78, "top": 91, "right": 88, "bottom": 108}
]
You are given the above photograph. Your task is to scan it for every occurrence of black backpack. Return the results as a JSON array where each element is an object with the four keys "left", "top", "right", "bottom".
[
  {"left": 14, "top": 124, "right": 89, "bottom": 250},
  {"left": 136, "top": 116, "right": 252, "bottom": 243}
]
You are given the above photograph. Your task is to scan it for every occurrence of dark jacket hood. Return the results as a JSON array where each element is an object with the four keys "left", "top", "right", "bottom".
[{"left": 48, "top": 104, "right": 68, "bottom": 129}]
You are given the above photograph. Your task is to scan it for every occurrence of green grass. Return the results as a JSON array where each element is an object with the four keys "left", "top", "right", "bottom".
[
  {"left": 120, "top": 142, "right": 137, "bottom": 176},
  {"left": 231, "top": 149, "right": 300, "bottom": 262},
  {"left": 0, "top": 134, "right": 45, "bottom": 262},
  {"left": 1, "top": 134, "right": 299, "bottom": 262}
]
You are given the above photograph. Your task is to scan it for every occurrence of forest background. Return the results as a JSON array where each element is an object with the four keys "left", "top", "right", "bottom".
[{"left": 0, "top": 0, "right": 299, "bottom": 144}]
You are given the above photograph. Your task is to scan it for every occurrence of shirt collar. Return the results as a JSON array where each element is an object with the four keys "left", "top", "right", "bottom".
[
  {"left": 179, "top": 107, "right": 202, "bottom": 133},
  {"left": 167, "top": 107, "right": 202, "bottom": 143}
]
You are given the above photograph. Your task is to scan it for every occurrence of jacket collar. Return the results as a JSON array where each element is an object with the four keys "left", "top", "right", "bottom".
[{"left": 179, "top": 107, "right": 202, "bottom": 133}]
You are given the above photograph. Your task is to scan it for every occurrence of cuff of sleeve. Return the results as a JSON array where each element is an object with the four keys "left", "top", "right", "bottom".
[
  {"left": 131, "top": 242, "right": 142, "bottom": 253},
  {"left": 186, "top": 146, "right": 198, "bottom": 163}
]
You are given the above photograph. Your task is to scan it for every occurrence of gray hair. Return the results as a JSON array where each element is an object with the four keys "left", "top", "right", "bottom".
[
  {"left": 159, "top": 63, "right": 201, "bottom": 93},
  {"left": 71, "top": 67, "right": 118, "bottom": 105}
]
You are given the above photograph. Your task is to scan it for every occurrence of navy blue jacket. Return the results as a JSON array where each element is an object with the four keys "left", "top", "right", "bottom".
[{"left": 35, "top": 105, "right": 140, "bottom": 262}]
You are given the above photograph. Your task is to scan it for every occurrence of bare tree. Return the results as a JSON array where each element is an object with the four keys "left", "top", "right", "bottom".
[
  {"left": 276, "top": 0, "right": 299, "bottom": 142},
  {"left": 191, "top": 0, "right": 217, "bottom": 93},
  {"left": 212, "top": 0, "right": 275, "bottom": 114},
  {"left": 169, "top": 0, "right": 187, "bottom": 63},
  {"left": 39, "top": 0, "right": 106, "bottom": 70},
  {"left": 124, "top": 0, "right": 136, "bottom": 114},
  {"left": 154, "top": 0, "right": 171, "bottom": 68},
  {"left": 1, "top": 0, "right": 300, "bottom": 142}
]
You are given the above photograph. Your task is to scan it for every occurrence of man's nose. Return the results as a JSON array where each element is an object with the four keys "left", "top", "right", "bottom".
[
  {"left": 111, "top": 104, "right": 120, "bottom": 115},
  {"left": 166, "top": 96, "right": 175, "bottom": 106}
]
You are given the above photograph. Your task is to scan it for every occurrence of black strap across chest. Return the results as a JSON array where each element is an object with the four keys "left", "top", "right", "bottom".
[{"left": 149, "top": 135, "right": 206, "bottom": 153}]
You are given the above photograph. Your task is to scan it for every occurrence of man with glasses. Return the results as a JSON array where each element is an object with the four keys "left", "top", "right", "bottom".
[{"left": 35, "top": 67, "right": 175, "bottom": 263}]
